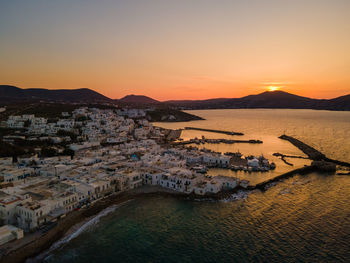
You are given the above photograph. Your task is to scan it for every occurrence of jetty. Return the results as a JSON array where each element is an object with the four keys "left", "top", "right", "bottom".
[
  {"left": 273, "top": 152, "right": 310, "bottom": 166},
  {"left": 250, "top": 166, "right": 315, "bottom": 191},
  {"left": 246, "top": 134, "right": 350, "bottom": 191},
  {"left": 273, "top": 153, "right": 309, "bottom": 159},
  {"left": 184, "top": 127, "right": 244, "bottom": 136},
  {"left": 250, "top": 160, "right": 337, "bottom": 191},
  {"left": 279, "top": 134, "right": 350, "bottom": 168},
  {"left": 279, "top": 135, "right": 325, "bottom": 160},
  {"left": 173, "top": 138, "right": 262, "bottom": 146}
]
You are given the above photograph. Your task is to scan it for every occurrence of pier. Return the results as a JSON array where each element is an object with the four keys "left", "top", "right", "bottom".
[
  {"left": 173, "top": 138, "right": 262, "bottom": 146},
  {"left": 279, "top": 135, "right": 325, "bottom": 160},
  {"left": 246, "top": 134, "right": 350, "bottom": 191},
  {"left": 273, "top": 152, "right": 310, "bottom": 166},
  {"left": 184, "top": 127, "right": 244, "bottom": 136},
  {"left": 279, "top": 134, "right": 350, "bottom": 168},
  {"left": 250, "top": 166, "right": 315, "bottom": 191},
  {"left": 273, "top": 152, "right": 309, "bottom": 159}
]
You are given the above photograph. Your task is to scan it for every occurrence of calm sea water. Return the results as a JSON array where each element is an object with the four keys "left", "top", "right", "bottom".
[
  {"left": 44, "top": 110, "right": 350, "bottom": 263},
  {"left": 157, "top": 109, "right": 350, "bottom": 185}
]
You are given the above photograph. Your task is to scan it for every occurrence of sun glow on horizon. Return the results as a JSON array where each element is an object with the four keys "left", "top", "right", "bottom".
[
  {"left": 0, "top": 1, "right": 349, "bottom": 100},
  {"left": 268, "top": 86, "right": 281, "bottom": 92}
]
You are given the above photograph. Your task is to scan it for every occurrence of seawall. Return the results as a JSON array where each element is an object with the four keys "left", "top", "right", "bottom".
[
  {"left": 184, "top": 127, "right": 244, "bottom": 136},
  {"left": 249, "top": 166, "right": 316, "bottom": 191},
  {"left": 279, "top": 134, "right": 350, "bottom": 168}
]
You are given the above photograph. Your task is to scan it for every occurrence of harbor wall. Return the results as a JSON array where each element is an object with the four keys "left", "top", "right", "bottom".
[{"left": 279, "top": 134, "right": 350, "bottom": 168}]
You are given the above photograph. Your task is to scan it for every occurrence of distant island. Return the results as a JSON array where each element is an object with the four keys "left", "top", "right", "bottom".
[{"left": 0, "top": 85, "right": 349, "bottom": 111}]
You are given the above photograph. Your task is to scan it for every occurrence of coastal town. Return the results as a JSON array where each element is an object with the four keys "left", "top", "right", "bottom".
[
  {"left": 0, "top": 107, "right": 278, "bottom": 248},
  {"left": 1, "top": 1, "right": 349, "bottom": 261}
]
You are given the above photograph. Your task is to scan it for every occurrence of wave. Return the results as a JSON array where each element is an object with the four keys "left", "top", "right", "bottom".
[
  {"left": 27, "top": 200, "right": 133, "bottom": 263},
  {"left": 220, "top": 190, "right": 251, "bottom": 202}
]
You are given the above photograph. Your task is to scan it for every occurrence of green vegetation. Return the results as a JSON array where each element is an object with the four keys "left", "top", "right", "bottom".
[
  {"left": 40, "top": 147, "right": 57, "bottom": 157},
  {"left": 0, "top": 127, "right": 26, "bottom": 137},
  {"left": 147, "top": 108, "right": 203, "bottom": 122},
  {"left": 75, "top": 115, "right": 89, "bottom": 122},
  {"left": 24, "top": 120, "right": 31, "bottom": 127},
  {"left": 0, "top": 141, "right": 26, "bottom": 157},
  {"left": 57, "top": 129, "right": 78, "bottom": 141},
  {"left": 0, "top": 102, "right": 116, "bottom": 121}
]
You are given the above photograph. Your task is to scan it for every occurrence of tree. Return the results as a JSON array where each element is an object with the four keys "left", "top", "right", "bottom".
[
  {"left": 63, "top": 148, "right": 75, "bottom": 159},
  {"left": 24, "top": 120, "right": 31, "bottom": 127},
  {"left": 41, "top": 147, "right": 57, "bottom": 157}
]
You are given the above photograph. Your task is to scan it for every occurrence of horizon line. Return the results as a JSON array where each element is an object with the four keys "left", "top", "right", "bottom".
[{"left": 1, "top": 84, "right": 349, "bottom": 101}]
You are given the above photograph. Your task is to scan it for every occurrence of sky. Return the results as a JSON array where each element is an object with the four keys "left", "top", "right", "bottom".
[{"left": 0, "top": 0, "right": 350, "bottom": 100}]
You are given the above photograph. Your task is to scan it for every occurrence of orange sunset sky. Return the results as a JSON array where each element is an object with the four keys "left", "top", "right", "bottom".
[{"left": 1, "top": 0, "right": 350, "bottom": 100}]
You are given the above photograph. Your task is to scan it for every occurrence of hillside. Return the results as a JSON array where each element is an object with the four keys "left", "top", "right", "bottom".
[
  {"left": 146, "top": 108, "right": 204, "bottom": 122},
  {"left": 1, "top": 86, "right": 349, "bottom": 111},
  {"left": 0, "top": 85, "right": 112, "bottom": 103},
  {"left": 166, "top": 91, "right": 350, "bottom": 111},
  {"left": 116, "top": 95, "right": 160, "bottom": 105},
  {"left": 322, "top": 94, "right": 350, "bottom": 111},
  {"left": 0, "top": 85, "right": 204, "bottom": 122}
]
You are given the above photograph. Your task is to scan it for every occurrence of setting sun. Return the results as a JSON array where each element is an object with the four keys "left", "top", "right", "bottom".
[{"left": 268, "top": 86, "right": 281, "bottom": 92}]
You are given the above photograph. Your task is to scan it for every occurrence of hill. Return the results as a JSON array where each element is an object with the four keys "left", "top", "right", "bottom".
[
  {"left": 166, "top": 91, "right": 350, "bottom": 111},
  {"left": 0, "top": 85, "right": 111, "bottom": 103},
  {"left": 1, "top": 85, "right": 348, "bottom": 111},
  {"left": 322, "top": 94, "right": 350, "bottom": 111},
  {"left": 116, "top": 94, "right": 160, "bottom": 105},
  {"left": 0, "top": 85, "right": 204, "bottom": 122}
]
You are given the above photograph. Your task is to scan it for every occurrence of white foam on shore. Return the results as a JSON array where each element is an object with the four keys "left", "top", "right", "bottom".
[
  {"left": 27, "top": 200, "right": 132, "bottom": 263},
  {"left": 220, "top": 190, "right": 251, "bottom": 202}
]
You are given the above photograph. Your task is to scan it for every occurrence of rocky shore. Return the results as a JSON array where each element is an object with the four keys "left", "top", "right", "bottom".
[
  {"left": 0, "top": 163, "right": 328, "bottom": 263},
  {"left": 0, "top": 186, "right": 187, "bottom": 263}
]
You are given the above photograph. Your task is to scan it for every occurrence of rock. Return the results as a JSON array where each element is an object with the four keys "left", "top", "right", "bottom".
[{"left": 311, "top": 161, "right": 336, "bottom": 173}]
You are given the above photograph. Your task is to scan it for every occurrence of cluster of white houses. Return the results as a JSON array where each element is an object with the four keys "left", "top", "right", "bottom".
[
  {"left": 3, "top": 108, "right": 156, "bottom": 144},
  {"left": 0, "top": 152, "right": 241, "bottom": 233},
  {"left": 0, "top": 107, "right": 249, "bottom": 245}
]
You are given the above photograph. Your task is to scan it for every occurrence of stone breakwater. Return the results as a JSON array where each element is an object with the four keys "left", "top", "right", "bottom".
[
  {"left": 249, "top": 166, "right": 315, "bottom": 191},
  {"left": 3, "top": 134, "right": 348, "bottom": 263},
  {"left": 279, "top": 134, "right": 350, "bottom": 168},
  {"left": 173, "top": 138, "right": 262, "bottom": 146},
  {"left": 0, "top": 164, "right": 330, "bottom": 263},
  {"left": 184, "top": 127, "right": 244, "bottom": 136}
]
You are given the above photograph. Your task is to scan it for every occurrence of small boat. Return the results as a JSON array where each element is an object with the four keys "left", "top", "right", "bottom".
[
  {"left": 193, "top": 165, "right": 208, "bottom": 173},
  {"left": 270, "top": 162, "right": 276, "bottom": 170}
]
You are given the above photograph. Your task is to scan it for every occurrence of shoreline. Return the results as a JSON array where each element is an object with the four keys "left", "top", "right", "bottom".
[
  {"left": 29, "top": 201, "right": 133, "bottom": 262},
  {"left": 0, "top": 165, "right": 328, "bottom": 263},
  {"left": 0, "top": 186, "right": 188, "bottom": 263}
]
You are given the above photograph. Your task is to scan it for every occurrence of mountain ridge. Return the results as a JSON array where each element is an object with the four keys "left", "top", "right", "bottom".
[
  {"left": 116, "top": 94, "right": 160, "bottom": 104},
  {"left": 165, "top": 90, "right": 350, "bottom": 111},
  {"left": 0, "top": 85, "right": 349, "bottom": 111},
  {"left": 0, "top": 85, "right": 111, "bottom": 103}
]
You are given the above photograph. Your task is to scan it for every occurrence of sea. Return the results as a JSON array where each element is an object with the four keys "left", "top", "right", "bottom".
[{"left": 42, "top": 109, "right": 350, "bottom": 263}]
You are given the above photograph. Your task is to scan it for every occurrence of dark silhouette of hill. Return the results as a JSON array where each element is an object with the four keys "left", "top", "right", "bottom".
[
  {"left": 322, "top": 94, "right": 350, "bottom": 111},
  {"left": 116, "top": 94, "right": 160, "bottom": 105},
  {"left": 0, "top": 85, "right": 111, "bottom": 103},
  {"left": 166, "top": 91, "right": 350, "bottom": 111},
  {"left": 1, "top": 85, "right": 349, "bottom": 111}
]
